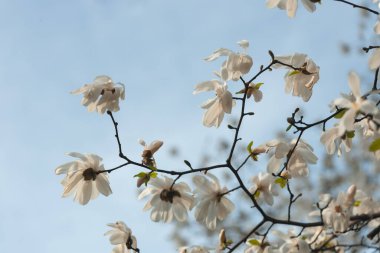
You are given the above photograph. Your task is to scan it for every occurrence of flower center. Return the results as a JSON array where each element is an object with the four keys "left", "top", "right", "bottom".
[
  {"left": 160, "top": 189, "right": 181, "bottom": 203},
  {"left": 100, "top": 87, "right": 116, "bottom": 95},
  {"left": 82, "top": 168, "right": 97, "bottom": 181},
  {"left": 334, "top": 205, "right": 342, "bottom": 213}
]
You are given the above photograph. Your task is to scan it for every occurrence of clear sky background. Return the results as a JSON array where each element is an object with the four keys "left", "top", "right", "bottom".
[{"left": 0, "top": 0, "right": 378, "bottom": 252}]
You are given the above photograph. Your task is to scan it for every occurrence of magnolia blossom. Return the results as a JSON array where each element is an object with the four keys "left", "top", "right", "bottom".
[
  {"left": 272, "top": 229, "right": 310, "bottom": 253},
  {"left": 192, "top": 173, "right": 235, "bottom": 230},
  {"left": 320, "top": 126, "right": 352, "bottom": 156},
  {"left": 138, "top": 139, "right": 163, "bottom": 167},
  {"left": 320, "top": 185, "right": 356, "bottom": 232},
  {"left": 332, "top": 72, "right": 378, "bottom": 133},
  {"left": 55, "top": 152, "right": 112, "bottom": 205},
  {"left": 179, "top": 246, "right": 210, "bottom": 253},
  {"left": 138, "top": 176, "right": 195, "bottom": 223},
  {"left": 249, "top": 172, "right": 278, "bottom": 206},
  {"left": 273, "top": 53, "right": 319, "bottom": 102},
  {"left": 266, "top": 139, "right": 318, "bottom": 177},
  {"left": 71, "top": 75, "right": 125, "bottom": 114},
  {"left": 204, "top": 40, "right": 253, "bottom": 82},
  {"left": 104, "top": 221, "right": 137, "bottom": 253},
  {"left": 369, "top": 48, "right": 380, "bottom": 70},
  {"left": 374, "top": 15, "right": 380, "bottom": 34},
  {"left": 193, "top": 80, "right": 233, "bottom": 128},
  {"left": 266, "top": 0, "right": 317, "bottom": 18},
  {"left": 353, "top": 190, "right": 380, "bottom": 229}
]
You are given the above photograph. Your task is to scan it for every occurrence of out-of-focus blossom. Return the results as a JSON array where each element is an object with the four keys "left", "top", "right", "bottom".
[
  {"left": 237, "top": 82, "right": 263, "bottom": 102},
  {"left": 138, "top": 139, "right": 163, "bottom": 167},
  {"left": 192, "top": 173, "right": 235, "bottom": 230},
  {"left": 104, "top": 221, "right": 137, "bottom": 253},
  {"left": 266, "top": 0, "right": 317, "bottom": 18},
  {"left": 55, "top": 152, "right": 112, "bottom": 205},
  {"left": 179, "top": 246, "right": 210, "bottom": 253},
  {"left": 204, "top": 40, "right": 253, "bottom": 82},
  {"left": 272, "top": 229, "right": 310, "bottom": 253},
  {"left": 244, "top": 238, "right": 274, "bottom": 253},
  {"left": 249, "top": 172, "right": 278, "bottom": 205},
  {"left": 273, "top": 53, "right": 319, "bottom": 102},
  {"left": 193, "top": 80, "right": 233, "bottom": 128},
  {"left": 265, "top": 139, "right": 318, "bottom": 177},
  {"left": 138, "top": 176, "right": 195, "bottom": 223},
  {"left": 71, "top": 75, "right": 125, "bottom": 114},
  {"left": 332, "top": 72, "right": 378, "bottom": 133},
  {"left": 320, "top": 126, "right": 352, "bottom": 156}
]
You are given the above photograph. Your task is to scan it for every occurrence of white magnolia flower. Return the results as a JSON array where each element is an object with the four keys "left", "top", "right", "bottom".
[
  {"left": 192, "top": 173, "right": 235, "bottom": 230},
  {"left": 104, "top": 221, "right": 137, "bottom": 253},
  {"left": 193, "top": 80, "right": 234, "bottom": 128},
  {"left": 138, "top": 176, "right": 195, "bottom": 223},
  {"left": 321, "top": 185, "right": 357, "bottom": 232},
  {"left": 274, "top": 53, "right": 319, "bottom": 102},
  {"left": 374, "top": 14, "right": 380, "bottom": 34},
  {"left": 249, "top": 172, "right": 278, "bottom": 206},
  {"left": 55, "top": 152, "right": 112, "bottom": 205},
  {"left": 320, "top": 126, "right": 352, "bottom": 156},
  {"left": 305, "top": 227, "right": 339, "bottom": 252},
  {"left": 266, "top": 139, "right": 318, "bottom": 178},
  {"left": 266, "top": 0, "right": 317, "bottom": 18},
  {"left": 71, "top": 75, "right": 125, "bottom": 114},
  {"left": 272, "top": 229, "right": 310, "bottom": 253},
  {"left": 357, "top": 112, "right": 380, "bottom": 137},
  {"left": 353, "top": 190, "right": 380, "bottom": 228},
  {"left": 138, "top": 139, "right": 163, "bottom": 167},
  {"left": 204, "top": 40, "right": 253, "bottom": 82},
  {"left": 179, "top": 246, "right": 210, "bottom": 253},
  {"left": 332, "top": 72, "right": 378, "bottom": 133},
  {"left": 369, "top": 48, "right": 380, "bottom": 70}
]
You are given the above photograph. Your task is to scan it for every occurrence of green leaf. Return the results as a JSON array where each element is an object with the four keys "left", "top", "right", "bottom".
[
  {"left": 134, "top": 172, "right": 147, "bottom": 178},
  {"left": 354, "top": 200, "right": 361, "bottom": 207},
  {"left": 226, "top": 239, "right": 233, "bottom": 246},
  {"left": 275, "top": 178, "right": 287, "bottom": 188},
  {"left": 254, "top": 82, "right": 264, "bottom": 89},
  {"left": 369, "top": 138, "right": 380, "bottom": 152},
  {"left": 150, "top": 172, "right": 158, "bottom": 178},
  {"left": 346, "top": 130, "right": 355, "bottom": 139},
  {"left": 288, "top": 70, "right": 300, "bottom": 76},
  {"left": 247, "top": 239, "right": 260, "bottom": 246},
  {"left": 254, "top": 191, "right": 261, "bottom": 198},
  {"left": 286, "top": 124, "right": 292, "bottom": 132},
  {"left": 247, "top": 141, "right": 254, "bottom": 153},
  {"left": 334, "top": 109, "right": 348, "bottom": 119}
]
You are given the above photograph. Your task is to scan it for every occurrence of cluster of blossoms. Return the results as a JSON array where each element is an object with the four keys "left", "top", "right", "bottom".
[
  {"left": 55, "top": 8, "right": 380, "bottom": 249},
  {"left": 193, "top": 40, "right": 254, "bottom": 128}
]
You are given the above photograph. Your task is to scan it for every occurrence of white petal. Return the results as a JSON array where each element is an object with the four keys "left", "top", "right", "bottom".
[{"left": 348, "top": 72, "right": 361, "bottom": 98}]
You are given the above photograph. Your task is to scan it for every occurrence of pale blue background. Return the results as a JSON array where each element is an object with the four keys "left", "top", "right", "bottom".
[{"left": 0, "top": 0, "right": 377, "bottom": 252}]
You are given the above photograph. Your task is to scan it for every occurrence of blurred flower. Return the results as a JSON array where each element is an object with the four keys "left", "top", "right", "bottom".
[
  {"left": 320, "top": 126, "right": 352, "bottom": 156},
  {"left": 266, "top": 0, "right": 317, "bottom": 18},
  {"left": 104, "top": 221, "right": 137, "bottom": 253},
  {"left": 192, "top": 173, "right": 235, "bottom": 230},
  {"left": 272, "top": 229, "right": 310, "bottom": 253},
  {"left": 265, "top": 139, "right": 318, "bottom": 177},
  {"left": 138, "top": 176, "right": 195, "bottom": 222},
  {"left": 273, "top": 53, "right": 319, "bottom": 102},
  {"left": 244, "top": 238, "right": 273, "bottom": 253},
  {"left": 193, "top": 80, "right": 233, "bottom": 128},
  {"left": 249, "top": 172, "right": 278, "bottom": 205},
  {"left": 55, "top": 152, "right": 112, "bottom": 205},
  {"left": 71, "top": 75, "right": 125, "bottom": 114},
  {"left": 369, "top": 48, "right": 380, "bottom": 70},
  {"left": 204, "top": 40, "right": 253, "bottom": 82},
  {"left": 332, "top": 72, "right": 378, "bottom": 133},
  {"left": 138, "top": 139, "right": 163, "bottom": 167},
  {"left": 320, "top": 185, "right": 356, "bottom": 232},
  {"left": 179, "top": 246, "right": 210, "bottom": 253}
]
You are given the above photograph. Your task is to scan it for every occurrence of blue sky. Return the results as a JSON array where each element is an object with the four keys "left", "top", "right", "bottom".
[{"left": 0, "top": 0, "right": 377, "bottom": 252}]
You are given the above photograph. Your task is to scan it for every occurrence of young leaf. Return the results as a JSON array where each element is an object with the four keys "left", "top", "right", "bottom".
[
  {"left": 369, "top": 138, "right": 380, "bottom": 152},
  {"left": 275, "top": 178, "right": 287, "bottom": 188},
  {"left": 288, "top": 70, "right": 300, "bottom": 76},
  {"left": 247, "top": 239, "right": 260, "bottom": 246},
  {"left": 334, "top": 109, "right": 347, "bottom": 119}
]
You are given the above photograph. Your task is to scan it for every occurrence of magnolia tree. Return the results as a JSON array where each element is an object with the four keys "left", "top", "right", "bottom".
[{"left": 55, "top": 1, "right": 380, "bottom": 252}]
